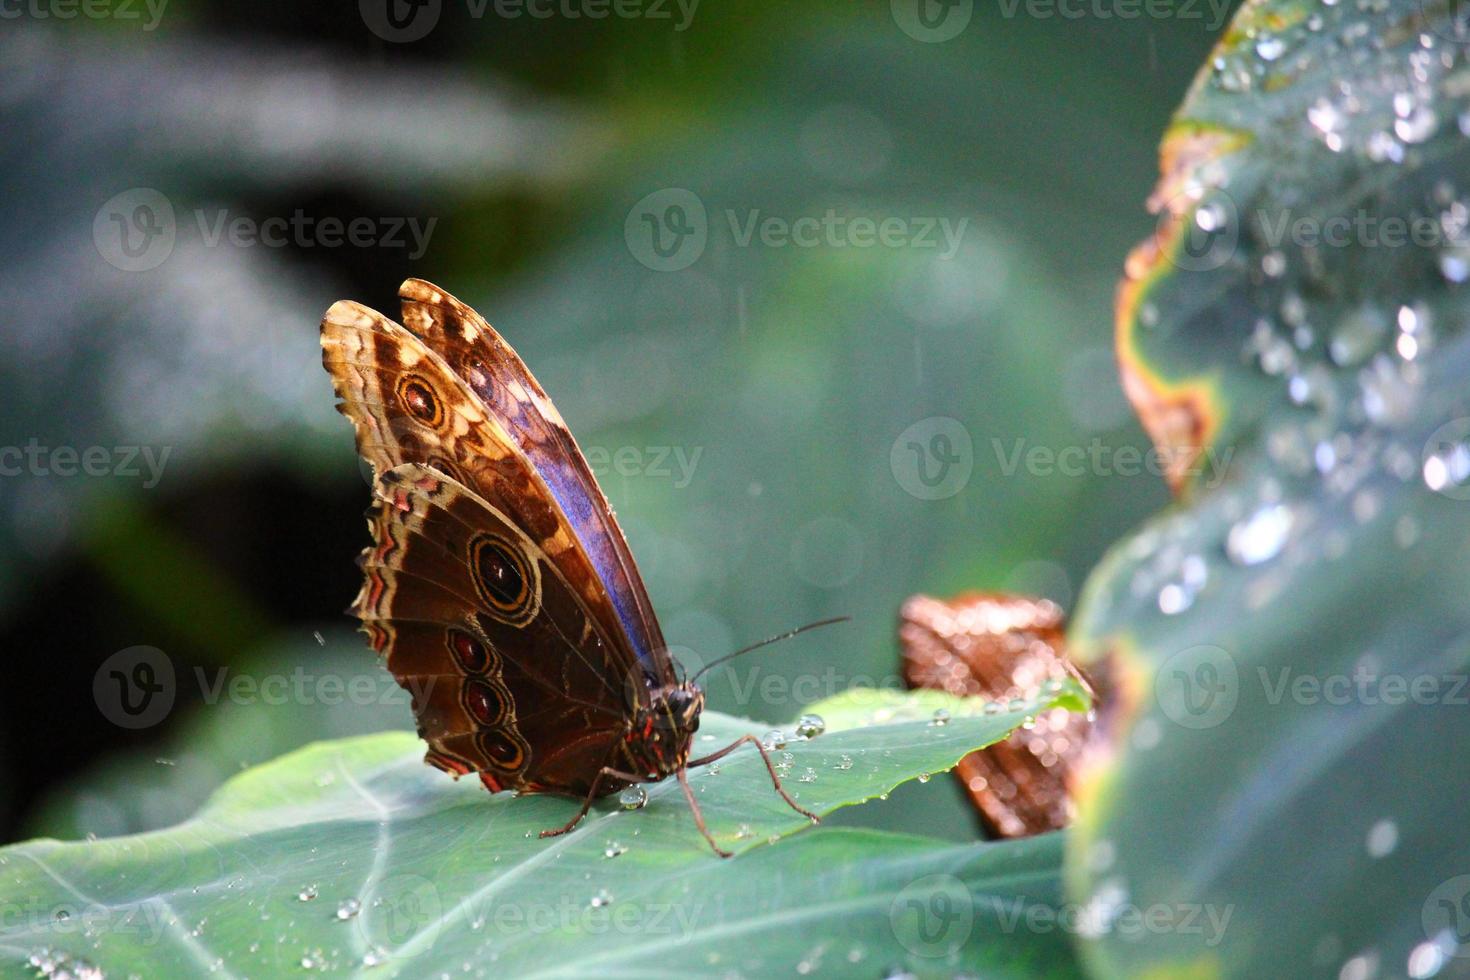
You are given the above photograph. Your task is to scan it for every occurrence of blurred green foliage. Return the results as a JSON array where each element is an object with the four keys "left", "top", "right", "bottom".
[{"left": 2, "top": 2, "right": 1222, "bottom": 844}]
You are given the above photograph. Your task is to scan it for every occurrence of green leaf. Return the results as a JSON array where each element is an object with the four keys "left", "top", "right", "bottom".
[
  {"left": 1066, "top": 2, "right": 1470, "bottom": 978},
  {"left": 2, "top": 686, "right": 1088, "bottom": 978}
]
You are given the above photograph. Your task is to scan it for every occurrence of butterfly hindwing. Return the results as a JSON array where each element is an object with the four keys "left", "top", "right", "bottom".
[{"left": 355, "top": 463, "right": 630, "bottom": 794}]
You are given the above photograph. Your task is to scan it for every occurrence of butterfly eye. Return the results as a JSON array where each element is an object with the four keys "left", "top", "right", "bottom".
[{"left": 394, "top": 374, "right": 444, "bottom": 427}]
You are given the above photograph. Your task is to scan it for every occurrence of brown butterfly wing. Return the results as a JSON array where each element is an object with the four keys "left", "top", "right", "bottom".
[
  {"left": 356, "top": 464, "right": 630, "bottom": 794},
  {"left": 321, "top": 296, "right": 637, "bottom": 669},
  {"left": 322, "top": 297, "right": 652, "bottom": 795},
  {"left": 899, "top": 592, "right": 1092, "bottom": 838},
  {"left": 395, "top": 278, "right": 670, "bottom": 682}
]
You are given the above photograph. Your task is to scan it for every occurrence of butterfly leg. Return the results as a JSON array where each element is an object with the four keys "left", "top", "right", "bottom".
[
  {"left": 687, "top": 734, "right": 820, "bottom": 823},
  {"left": 539, "top": 765, "right": 643, "bottom": 839},
  {"left": 676, "top": 768, "right": 732, "bottom": 858}
]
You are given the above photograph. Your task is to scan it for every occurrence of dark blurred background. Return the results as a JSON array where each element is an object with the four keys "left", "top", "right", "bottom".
[{"left": 0, "top": 0, "right": 1229, "bottom": 845}]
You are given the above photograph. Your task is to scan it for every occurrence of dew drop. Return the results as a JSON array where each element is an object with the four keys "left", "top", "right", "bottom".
[
  {"left": 794, "top": 714, "right": 826, "bottom": 739},
  {"left": 335, "top": 899, "right": 361, "bottom": 921},
  {"left": 1407, "top": 937, "right": 1450, "bottom": 978},
  {"left": 1308, "top": 98, "right": 1342, "bottom": 135},
  {"left": 1423, "top": 440, "right": 1470, "bottom": 494},
  {"left": 1439, "top": 249, "right": 1470, "bottom": 283},
  {"left": 1338, "top": 951, "right": 1379, "bottom": 980},
  {"left": 1226, "top": 503, "right": 1292, "bottom": 566},
  {"left": 589, "top": 889, "right": 613, "bottom": 909},
  {"left": 798, "top": 767, "right": 818, "bottom": 783},
  {"left": 833, "top": 754, "right": 854, "bottom": 771},
  {"left": 916, "top": 773, "right": 931, "bottom": 784},
  {"left": 1365, "top": 819, "right": 1398, "bottom": 858},
  {"left": 1158, "top": 583, "right": 1191, "bottom": 615},
  {"left": 603, "top": 841, "right": 628, "bottom": 859},
  {"left": 1329, "top": 306, "right": 1388, "bottom": 367},
  {"left": 929, "top": 708, "right": 951, "bottom": 727},
  {"left": 619, "top": 785, "right": 647, "bottom": 810},
  {"left": 1395, "top": 105, "right": 1437, "bottom": 144},
  {"left": 297, "top": 885, "right": 318, "bottom": 903},
  {"left": 761, "top": 729, "right": 788, "bottom": 750}
]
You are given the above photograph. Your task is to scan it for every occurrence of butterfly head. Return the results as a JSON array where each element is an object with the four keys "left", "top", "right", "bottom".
[{"left": 627, "top": 682, "right": 704, "bottom": 780}]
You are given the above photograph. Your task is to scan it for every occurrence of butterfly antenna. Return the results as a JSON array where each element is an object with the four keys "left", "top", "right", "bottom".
[{"left": 688, "top": 617, "right": 850, "bottom": 683}]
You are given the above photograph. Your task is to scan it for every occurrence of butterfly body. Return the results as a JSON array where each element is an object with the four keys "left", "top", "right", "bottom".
[{"left": 322, "top": 280, "right": 812, "bottom": 855}]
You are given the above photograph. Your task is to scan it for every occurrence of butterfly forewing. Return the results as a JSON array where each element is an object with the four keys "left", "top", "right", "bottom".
[
  {"left": 395, "top": 279, "right": 670, "bottom": 682},
  {"left": 321, "top": 297, "right": 638, "bottom": 667},
  {"left": 322, "top": 293, "right": 664, "bottom": 794}
]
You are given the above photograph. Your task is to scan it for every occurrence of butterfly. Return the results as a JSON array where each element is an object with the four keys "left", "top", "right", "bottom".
[
  {"left": 320, "top": 279, "right": 818, "bottom": 856},
  {"left": 899, "top": 592, "right": 1091, "bottom": 839}
]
